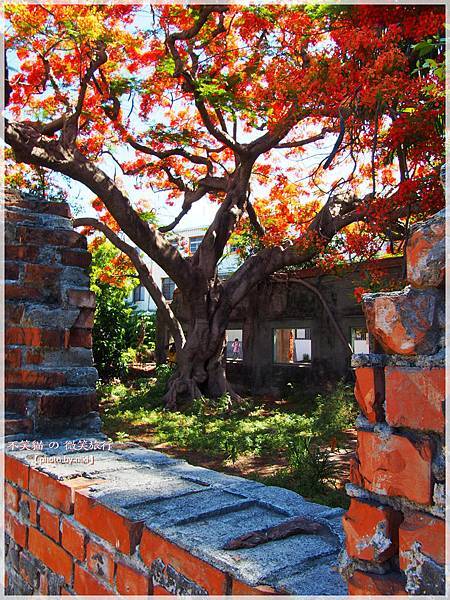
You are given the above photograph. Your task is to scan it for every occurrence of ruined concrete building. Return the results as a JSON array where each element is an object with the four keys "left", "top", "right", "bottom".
[{"left": 157, "top": 257, "right": 403, "bottom": 397}]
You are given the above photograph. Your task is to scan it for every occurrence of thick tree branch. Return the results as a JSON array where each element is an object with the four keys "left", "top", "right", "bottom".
[
  {"left": 192, "top": 161, "right": 253, "bottom": 277},
  {"left": 246, "top": 198, "right": 265, "bottom": 237},
  {"left": 244, "top": 110, "right": 306, "bottom": 159},
  {"left": 73, "top": 217, "right": 185, "bottom": 349},
  {"left": 5, "top": 119, "right": 192, "bottom": 290},
  {"left": 128, "top": 138, "right": 210, "bottom": 166}
]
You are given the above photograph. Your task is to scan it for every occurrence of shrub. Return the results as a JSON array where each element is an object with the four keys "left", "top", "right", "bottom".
[
  {"left": 286, "top": 434, "right": 339, "bottom": 495},
  {"left": 89, "top": 239, "right": 157, "bottom": 379},
  {"left": 310, "top": 380, "right": 358, "bottom": 444}
]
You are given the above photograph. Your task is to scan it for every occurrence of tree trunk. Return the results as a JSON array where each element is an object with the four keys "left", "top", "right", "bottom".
[{"left": 162, "top": 285, "right": 238, "bottom": 409}]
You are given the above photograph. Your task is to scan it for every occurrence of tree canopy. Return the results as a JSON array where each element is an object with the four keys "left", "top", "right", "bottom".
[{"left": 4, "top": 3, "right": 445, "bottom": 404}]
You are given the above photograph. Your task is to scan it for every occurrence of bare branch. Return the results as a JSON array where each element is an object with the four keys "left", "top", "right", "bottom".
[
  {"left": 61, "top": 42, "right": 108, "bottom": 146},
  {"left": 165, "top": 6, "right": 240, "bottom": 151},
  {"left": 128, "top": 137, "right": 210, "bottom": 166},
  {"left": 73, "top": 217, "right": 185, "bottom": 349},
  {"left": 246, "top": 197, "right": 265, "bottom": 237},
  {"left": 275, "top": 128, "right": 334, "bottom": 149},
  {"left": 159, "top": 208, "right": 189, "bottom": 233},
  {"left": 159, "top": 174, "right": 228, "bottom": 232}
]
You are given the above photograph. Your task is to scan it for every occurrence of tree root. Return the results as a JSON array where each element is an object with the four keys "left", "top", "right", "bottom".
[{"left": 162, "top": 373, "right": 203, "bottom": 410}]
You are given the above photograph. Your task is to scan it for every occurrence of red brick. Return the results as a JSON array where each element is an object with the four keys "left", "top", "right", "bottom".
[
  {"left": 5, "top": 326, "right": 65, "bottom": 347},
  {"left": 347, "top": 570, "right": 406, "bottom": 595},
  {"left": 385, "top": 367, "right": 445, "bottom": 433},
  {"left": 29, "top": 470, "right": 72, "bottom": 513},
  {"left": 357, "top": 430, "right": 433, "bottom": 505},
  {"left": 74, "top": 490, "right": 143, "bottom": 554},
  {"left": 399, "top": 512, "right": 445, "bottom": 567},
  {"left": 29, "top": 471, "right": 94, "bottom": 514},
  {"left": 5, "top": 302, "right": 25, "bottom": 324},
  {"left": 348, "top": 457, "right": 364, "bottom": 487},
  {"left": 5, "top": 244, "right": 40, "bottom": 262},
  {"left": 23, "top": 263, "right": 61, "bottom": 285},
  {"left": 67, "top": 288, "right": 96, "bottom": 308},
  {"left": 5, "top": 284, "right": 45, "bottom": 301},
  {"left": 61, "top": 518, "right": 87, "bottom": 561},
  {"left": 19, "top": 492, "right": 39, "bottom": 525},
  {"left": 39, "top": 504, "right": 61, "bottom": 542},
  {"left": 5, "top": 348, "right": 22, "bottom": 369},
  {"left": 5, "top": 510, "right": 28, "bottom": 547},
  {"left": 5, "top": 416, "right": 33, "bottom": 436},
  {"left": 61, "top": 249, "right": 91, "bottom": 268},
  {"left": 5, "top": 368, "right": 65, "bottom": 389},
  {"left": 86, "top": 539, "right": 115, "bottom": 584},
  {"left": 140, "top": 529, "right": 228, "bottom": 595},
  {"left": 363, "top": 287, "right": 439, "bottom": 355},
  {"left": 17, "top": 225, "right": 86, "bottom": 249},
  {"left": 73, "top": 307, "right": 94, "bottom": 329},
  {"left": 354, "top": 367, "right": 384, "bottom": 423},
  {"left": 406, "top": 214, "right": 444, "bottom": 288},
  {"left": 5, "top": 261, "right": 20, "bottom": 280},
  {"left": 5, "top": 208, "right": 39, "bottom": 223},
  {"left": 5, "top": 454, "right": 29, "bottom": 488},
  {"left": 25, "top": 349, "right": 44, "bottom": 365},
  {"left": 5, "top": 391, "right": 29, "bottom": 414},
  {"left": 232, "top": 580, "right": 279, "bottom": 595},
  {"left": 38, "top": 391, "right": 98, "bottom": 418},
  {"left": 116, "top": 562, "right": 151, "bottom": 595},
  {"left": 28, "top": 527, "right": 73, "bottom": 584},
  {"left": 5, "top": 482, "right": 20, "bottom": 512},
  {"left": 343, "top": 499, "right": 403, "bottom": 562},
  {"left": 153, "top": 585, "right": 173, "bottom": 595},
  {"left": 5, "top": 327, "right": 41, "bottom": 346},
  {"left": 40, "top": 201, "right": 72, "bottom": 218},
  {"left": 74, "top": 565, "right": 113, "bottom": 595},
  {"left": 4, "top": 197, "right": 71, "bottom": 218},
  {"left": 69, "top": 328, "right": 92, "bottom": 348},
  {"left": 39, "top": 572, "right": 49, "bottom": 595}
]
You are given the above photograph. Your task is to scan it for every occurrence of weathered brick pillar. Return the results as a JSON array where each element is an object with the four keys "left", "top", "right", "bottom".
[
  {"left": 341, "top": 210, "right": 445, "bottom": 595},
  {"left": 4, "top": 189, "right": 99, "bottom": 435}
]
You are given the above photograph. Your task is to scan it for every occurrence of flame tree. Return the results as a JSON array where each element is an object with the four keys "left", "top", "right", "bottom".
[{"left": 4, "top": 4, "right": 444, "bottom": 406}]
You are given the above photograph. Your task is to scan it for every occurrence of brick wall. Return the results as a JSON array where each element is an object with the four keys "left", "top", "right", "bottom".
[
  {"left": 4, "top": 443, "right": 348, "bottom": 595},
  {"left": 341, "top": 209, "right": 446, "bottom": 595},
  {"left": 4, "top": 189, "right": 99, "bottom": 435}
]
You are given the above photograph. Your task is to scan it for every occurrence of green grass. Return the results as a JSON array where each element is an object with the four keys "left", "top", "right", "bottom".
[{"left": 99, "top": 373, "right": 357, "bottom": 509}]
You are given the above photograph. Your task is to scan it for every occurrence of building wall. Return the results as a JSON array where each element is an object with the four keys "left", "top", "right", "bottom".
[{"left": 165, "top": 258, "right": 403, "bottom": 396}]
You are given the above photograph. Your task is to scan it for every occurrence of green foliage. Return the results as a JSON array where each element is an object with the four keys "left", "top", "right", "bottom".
[
  {"left": 310, "top": 381, "right": 358, "bottom": 444},
  {"left": 286, "top": 435, "right": 339, "bottom": 495},
  {"left": 90, "top": 239, "right": 156, "bottom": 379},
  {"left": 99, "top": 378, "right": 355, "bottom": 507},
  {"left": 412, "top": 35, "right": 445, "bottom": 80},
  {"left": 100, "top": 378, "right": 355, "bottom": 461}
]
